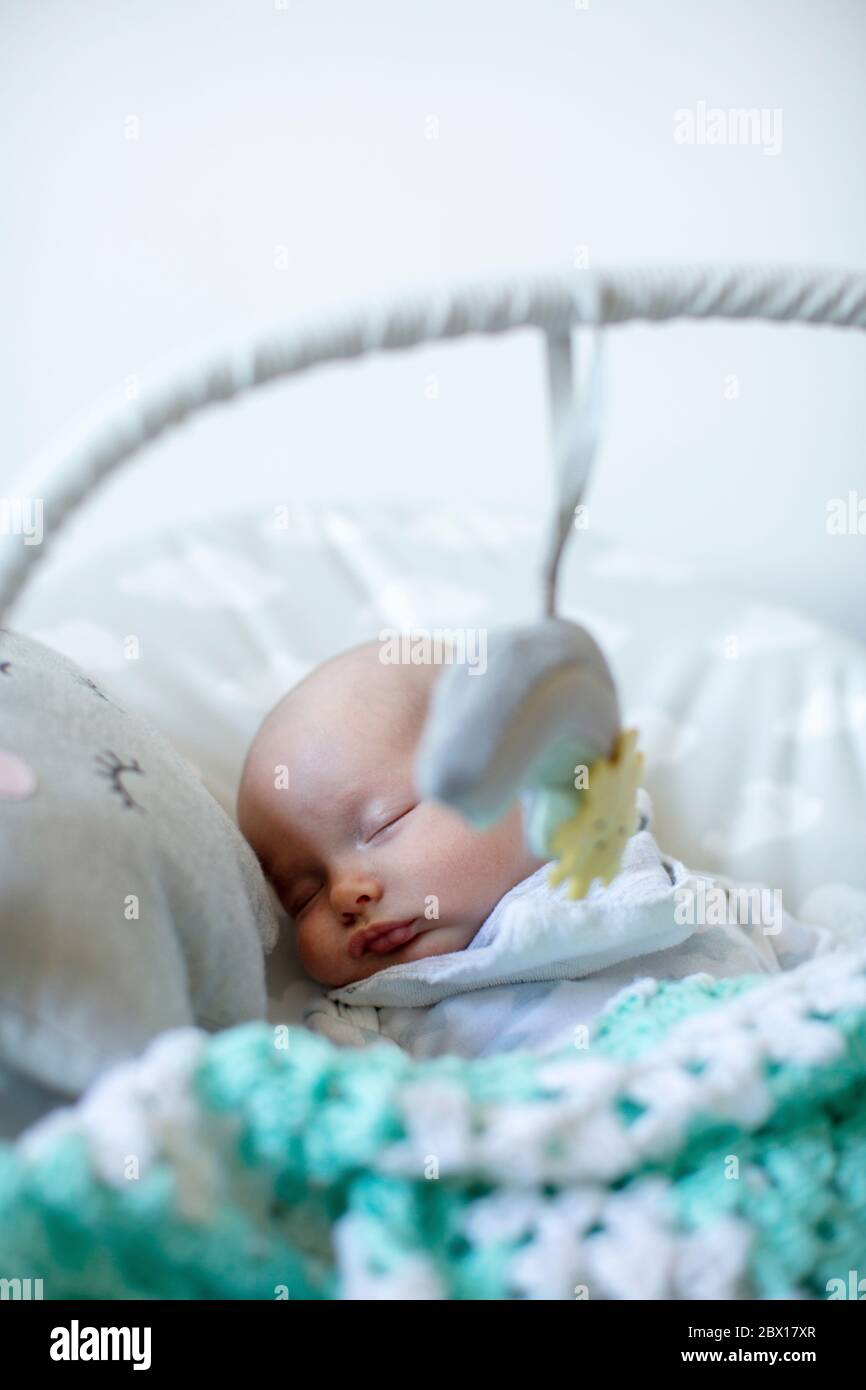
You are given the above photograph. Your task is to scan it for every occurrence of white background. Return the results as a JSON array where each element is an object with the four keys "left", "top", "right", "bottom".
[{"left": 3, "top": 0, "right": 865, "bottom": 637}]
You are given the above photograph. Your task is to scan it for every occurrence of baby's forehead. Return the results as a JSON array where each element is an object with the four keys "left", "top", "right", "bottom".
[
  {"left": 250, "top": 668, "right": 420, "bottom": 788},
  {"left": 243, "top": 645, "right": 439, "bottom": 809},
  {"left": 281, "top": 650, "right": 429, "bottom": 735},
  {"left": 242, "top": 693, "right": 419, "bottom": 870}
]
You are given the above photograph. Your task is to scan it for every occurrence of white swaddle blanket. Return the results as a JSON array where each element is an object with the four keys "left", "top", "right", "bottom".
[{"left": 302, "top": 793, "right": 833, "bottom": 1060}]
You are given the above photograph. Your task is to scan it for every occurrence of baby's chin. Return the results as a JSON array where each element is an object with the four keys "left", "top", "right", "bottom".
[
  {"left": 397, "top": 920, "right": 480, "bottom": 964},
  {"left": 320, "top": 920, "right": 481, "bottom": 989}
]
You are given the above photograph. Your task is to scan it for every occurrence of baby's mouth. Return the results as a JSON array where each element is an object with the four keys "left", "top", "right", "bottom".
[{"left": 349, "top": 918, "right": 418, "bottom": 959}]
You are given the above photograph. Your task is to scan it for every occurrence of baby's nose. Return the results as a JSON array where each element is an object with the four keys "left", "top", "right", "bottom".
[{"left": 330, "top": 875, "right": 383, "bottom": 918}]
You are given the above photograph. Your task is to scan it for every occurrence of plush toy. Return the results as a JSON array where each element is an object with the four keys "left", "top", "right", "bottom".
[
  {"left": 544, "top": 727, "right": 644, "bottom": 899},
  {"left": 414, "top": 618, "right": 642, "bottom": 899}
]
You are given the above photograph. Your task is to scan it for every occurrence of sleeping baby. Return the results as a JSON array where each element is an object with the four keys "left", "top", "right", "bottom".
[{"left": 237, "top": 639, "right": 833, "bottom": 1059}]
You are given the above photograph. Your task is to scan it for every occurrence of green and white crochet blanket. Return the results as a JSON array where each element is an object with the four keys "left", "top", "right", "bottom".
[{"left": 2, "top": 939, "right": 865, "bottom": 1301}]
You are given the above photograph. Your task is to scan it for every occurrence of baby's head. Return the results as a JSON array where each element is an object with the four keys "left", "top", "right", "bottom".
[{"left": 237, "top": 640, "right": 543, "bottom": 988}]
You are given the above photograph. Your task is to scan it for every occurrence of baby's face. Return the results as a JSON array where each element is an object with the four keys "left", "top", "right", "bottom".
[{"left": 237, "top": 642, "right": 543, "bottom": 988}]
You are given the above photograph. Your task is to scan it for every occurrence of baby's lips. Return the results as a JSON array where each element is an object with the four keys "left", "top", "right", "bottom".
[{"left": 349, "top": 919, "right": 417, "bottom": 958}]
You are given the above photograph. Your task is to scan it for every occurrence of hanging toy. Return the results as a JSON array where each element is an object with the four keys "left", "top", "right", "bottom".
[
  {"left": 414, "top": 325, "right": 644, "bottom": 900},
  {"left": 545, "top": 727, "right": 644, "bottom": 898},
  {"left": 414, "top": 617, "right": 637, "bottom": 899}
]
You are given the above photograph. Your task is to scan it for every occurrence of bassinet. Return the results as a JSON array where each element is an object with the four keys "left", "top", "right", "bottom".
[{"left": 1, "top": 263, "right": 866, "bottom": 1300}]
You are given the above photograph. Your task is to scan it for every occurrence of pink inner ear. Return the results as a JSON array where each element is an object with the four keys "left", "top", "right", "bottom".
[{"left": 0, "top": 750, "right": 37, "bottom": 800}]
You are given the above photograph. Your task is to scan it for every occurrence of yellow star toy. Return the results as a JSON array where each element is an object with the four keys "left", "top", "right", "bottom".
[{"left": 547, "top": 728, "right": 644, "bottom": 900}]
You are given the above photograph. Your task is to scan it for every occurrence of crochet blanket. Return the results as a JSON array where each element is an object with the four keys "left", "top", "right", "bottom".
[{"left": 1, "top": 938, "right": 865, "bottom": 1300}]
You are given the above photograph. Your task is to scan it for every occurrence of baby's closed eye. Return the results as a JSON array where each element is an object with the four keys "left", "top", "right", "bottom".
[
  {"left": 367, "top": 803, "right": 417, "bottom": 841},
  {"left": 286, "top": 878, "right": 321, "bottom": 918}
]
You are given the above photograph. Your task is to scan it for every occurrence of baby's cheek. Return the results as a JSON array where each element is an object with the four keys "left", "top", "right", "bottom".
[
  {"left": 444, "top": 807, "right": 534, "bottom": 905},
  {"left": 296, "top": 915, "right": 337, "bottom": 983},
  {"left": 403, "top": 806, "right": 472, "bottom": 875},
  {"left": 295, "top": 922, "right": 318, "bottom": 974},
  {"left": 402, "top": 808, "right": 498, "bottom": 914}
]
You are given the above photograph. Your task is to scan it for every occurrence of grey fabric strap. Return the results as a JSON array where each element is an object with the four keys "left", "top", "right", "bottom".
[{"left": 541, "top": 327, "right": 605, "bottom": 617}]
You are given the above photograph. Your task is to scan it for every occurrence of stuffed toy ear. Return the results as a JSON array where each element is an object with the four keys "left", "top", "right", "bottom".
[{"left": 413, "top": 617, "right": 620, "bottom": 823}]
